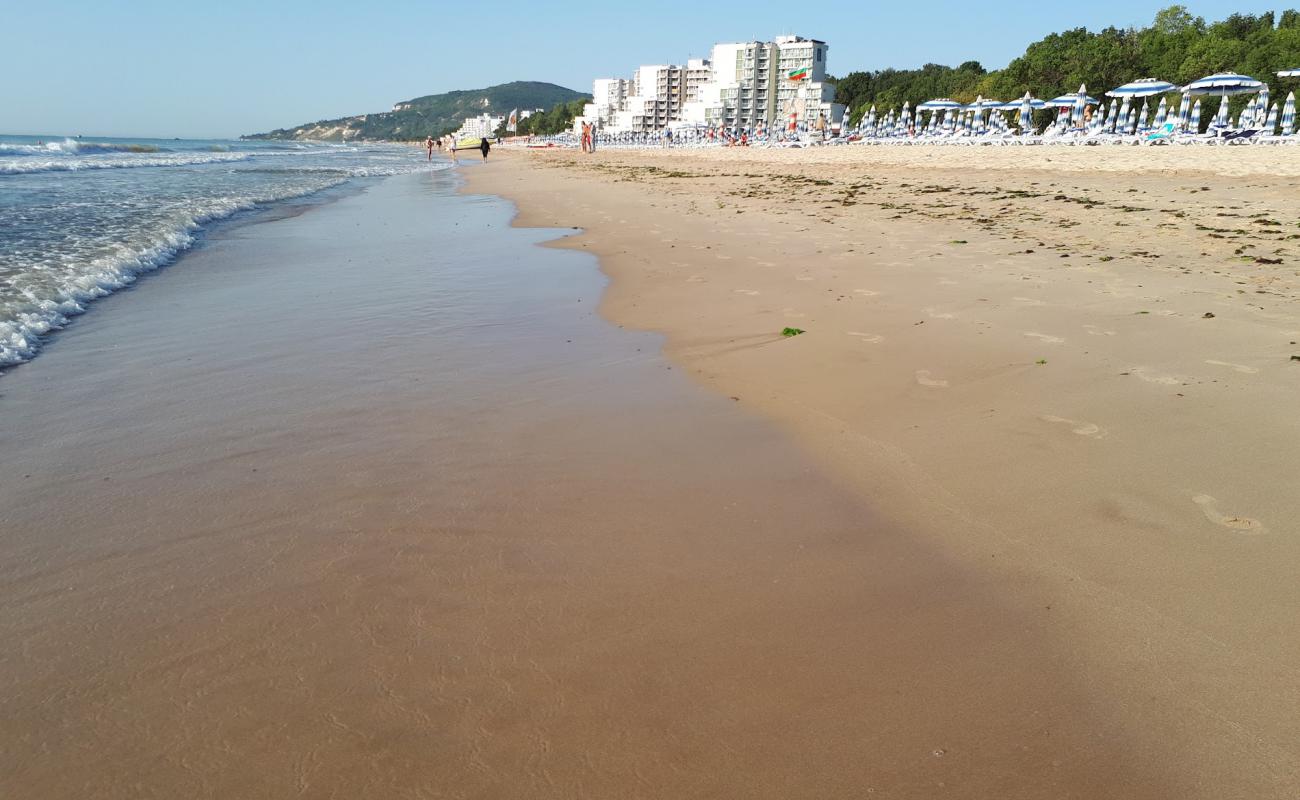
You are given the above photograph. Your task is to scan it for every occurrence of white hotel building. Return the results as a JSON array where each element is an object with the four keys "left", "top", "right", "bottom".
[{"left": 581, "top": 35, "right": 843, "bottom": 135}]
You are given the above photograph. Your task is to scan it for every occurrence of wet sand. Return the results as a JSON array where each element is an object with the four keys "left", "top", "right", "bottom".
[
  {"left": 0, "top": 169, "right": 1176, "bottom": 797},
  {"left": 467, "top": 147, "right": 1300, "bottom": 796}
]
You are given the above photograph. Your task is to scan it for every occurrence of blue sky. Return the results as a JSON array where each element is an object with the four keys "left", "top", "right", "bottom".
[{"left": 0, "top": 0, "right": 1277, "bottom": 138}]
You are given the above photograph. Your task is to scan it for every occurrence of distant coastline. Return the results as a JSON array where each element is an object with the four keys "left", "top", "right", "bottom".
[{"left": 244, "top": 80, "right": 585, "bottom": 142}]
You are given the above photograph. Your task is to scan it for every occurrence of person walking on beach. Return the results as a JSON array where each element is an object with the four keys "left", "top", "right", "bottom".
[
  {"left": 479, "top": 136, "right": 491, "bottom": 161},
  {"left": 425, "top": 136, "right": 434, "bottom": 161}
]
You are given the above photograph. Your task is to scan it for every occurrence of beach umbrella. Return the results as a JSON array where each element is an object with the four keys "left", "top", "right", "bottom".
[
  {"left": 1278, "top": 69, "right": 1300, "bottom": 78},
  {"left": 1153, "top": 97, "right": 1168, "bottom": 128},
  {"left": 1177, "top": 91, "right": 1191, "bottom": 131},
  {"left": 1018, "top": 93, "right": 1034, "bottom": 134},
  {"left": 1266, "top": 102, "right": 1279, "bottom": 134},
  {"left": 1190, "top": 99, "right": 1202, "bottom": 133},
  {"left": 1138, "top": 99, "right": 1150, "bottom": 131},
  {"left": 1283, "top": 92, "right": 1296, "bottom": 135},
  {"left": 1104, "top": 100, "right": 1118, "bottom": 133},
  {"left": 1238, "top": 95, "right": 1256, "bottom": 128},
  {"left": 918, "top": 98, "right": 962, "bottom": 111},
  {"left": 1214, "top": 95, "right": 1230, "bottom": 129},
  {"left": 1072, "top": 84, "right": 1088, "bottom": 126},
  {"left": 1258, "top": 86, "right": 1271, "bottom": 127},
  {"left": 901, "top": 101, "right": 911, "bottom": 134},
  {"left": 1106, "top": 78, "right": 1178, "bottom": 98},
  {"left": 1186, "top": 73, "right": 1265, "bottom": 97},
  {"left": 1047, "top": 93, "right": 1099, "bottom": 107},
  {"left": 1117, "top": 96, "right": 1132, "bottom": 134}
]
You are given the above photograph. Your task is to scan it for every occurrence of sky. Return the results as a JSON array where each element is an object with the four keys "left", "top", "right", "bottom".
[{"left": 0, "top": 0, "right": 1281, "bottom": 138}]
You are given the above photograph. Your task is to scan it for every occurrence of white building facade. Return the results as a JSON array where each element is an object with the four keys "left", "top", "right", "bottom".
[
  {"left": 451, "top": 112, "right": 505, "bottom": 141},
  {"left": 585, "top": 35, "right": 844, "bottom": 135}
]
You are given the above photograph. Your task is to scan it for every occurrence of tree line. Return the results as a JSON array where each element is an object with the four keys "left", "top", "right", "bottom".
[
  {"left": 494, "top": 99, "right": 590, "bottom": 138},
  {"left": 832, "top": 7, "right": 1300, "bottom": 124}
]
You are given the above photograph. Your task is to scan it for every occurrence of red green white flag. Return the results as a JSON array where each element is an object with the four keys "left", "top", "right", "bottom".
[{"left": 787, "top": 68, "right": 809, "bottom": 81}]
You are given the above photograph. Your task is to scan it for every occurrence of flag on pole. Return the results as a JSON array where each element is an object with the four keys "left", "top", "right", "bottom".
[
  {"left": 507, "top": 109, "right": 518, "bottom": 133},
  {"left": 787, "top": 67, "right": 809, "bottom": 81}
]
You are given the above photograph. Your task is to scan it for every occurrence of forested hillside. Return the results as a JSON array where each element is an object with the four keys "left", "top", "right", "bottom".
[{"left": 245, "top": 82, "right": 587, "bottom": 141}]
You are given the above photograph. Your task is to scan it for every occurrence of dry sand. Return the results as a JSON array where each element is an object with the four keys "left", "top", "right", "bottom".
[{"left": 466, "top": 144, "right": 1300, "bottom": 796}]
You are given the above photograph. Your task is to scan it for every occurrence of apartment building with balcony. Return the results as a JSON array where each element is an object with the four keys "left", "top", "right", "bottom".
[{"left": 582, "top": 34, "right": 844, "bottom": 135}]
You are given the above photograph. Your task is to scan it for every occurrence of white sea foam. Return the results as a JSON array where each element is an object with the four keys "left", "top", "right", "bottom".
[
  {"left": 0, "top": 181, "right": 348, "bottom": 367},
  {"left": 0, "top": 151, "right": 251, "bottom": 175},
  {"left": 1, "top": 141, "right": 450, "bottom": 368}
]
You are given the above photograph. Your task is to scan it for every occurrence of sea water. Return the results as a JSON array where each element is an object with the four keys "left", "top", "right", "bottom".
[{"left": 0, "top": 134, "right": 443, "bottom": 367}]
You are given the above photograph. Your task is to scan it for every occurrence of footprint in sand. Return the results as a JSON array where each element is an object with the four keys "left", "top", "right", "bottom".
[
  {"left": 853, "top": 289, "right": 880, "bottom": 297},
  {"left": 1024, "top": 332, "right": 1064, "bottom": 344},
  {"left": 1040, "top": 415, "right": 1106, "bottom": 439},
  {"left": 1129, "top": 367, "right": 1181, "bottom": 385},
  {"left": 1205, "top": 359, "right": 1258, "bottom": 374},
  {"left": 923, "top": 307, "right": 956, "bottom": 320},
  {"left": 1083, "top": 324, "right": 1117, "bottom": 336},
  {"left": 846, "top": 331, "right": 884, "bottom": 344},
  {"left": 915, "top": 370, "right": 949, "bottom": 388},
  {"left": 733, "top": 289, "right": 759, "bottom": 296},
  {"left": 1192, "top": 494, "right": 1265, "bottom": 534}
]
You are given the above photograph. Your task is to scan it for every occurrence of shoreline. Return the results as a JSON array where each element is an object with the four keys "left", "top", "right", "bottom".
[{"left": 465, "top": 146, "right": 1300, "bottom": 794}]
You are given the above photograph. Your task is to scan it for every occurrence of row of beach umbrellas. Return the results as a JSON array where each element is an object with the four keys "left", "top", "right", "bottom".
[{"left": 856, "top": 70, "right": 1300, "bottom": 138}]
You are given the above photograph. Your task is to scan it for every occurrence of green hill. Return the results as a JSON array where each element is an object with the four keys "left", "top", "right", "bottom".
[
  {"left": 243, "top": 81, "right": 589, "bottom": 142},
  {"left": 834, "top": 6, "right": 1300, "bottom": 123}
]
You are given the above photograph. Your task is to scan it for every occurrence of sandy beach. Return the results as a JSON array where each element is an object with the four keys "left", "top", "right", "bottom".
[{"left": 467, "top": 145, "right": 1300, "bottom": 796}]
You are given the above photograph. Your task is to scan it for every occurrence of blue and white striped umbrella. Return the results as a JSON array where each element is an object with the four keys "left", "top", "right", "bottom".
[
  {"left": 1106, "top": 78, "right": 1177, "bottom": 97},
  {"left": 1266, "top": 102, "right": 1279, "bottom": 133},
  {"left": 1018, "top": 93, "right": 1034, "bottom": 134},
  {"left": 1282, "top": 92, "right": 1296, "bottom": 135},
  {"left": 1190, "top": 99, "right": 1202, "bottom": 133},
  {"left": 1236, "top": 96, "right": 1253, "bottom": 128},
  {"left": 1072, "top": 84, "right": 1088, "bottom": 126},
  {"left": 1214, "top": 95, "right": 1230, "bottom": 129},
  {"left": 1278, "top": 69, "right": 1300, "bottom": 78},
  {"left": 1117, "top": 96, "right": 1132, "bottom": 133},
  {"left": 901, "top": 101, "right": 911, "bottom": 135},
  {"left": 1104, "top": 100, "right": 1119, "bottom": 133},
  {"left": 1047, "top": 93, "right": 1100, "bottom": 107},
  {"left": 1186, "top": 73, "right": 1265, "bottom": 96},
  {"left": 1177, "top": 91, "right": 1191, "bottom": 131},
  {"left": 1257, "top": 86, "right": 1270, "bottom": 127},
  {"left": 1153, "top": 97, "right": 1168, "bottom": 128},
  {"left": 918, "top": 98, "right": 962, "bottom": 110},
  {"left": 1137, "top": 98, "right": 1150, "bottom": 131},
  {"left": 997, "top": 95, "right": 1046, "bottom": 110}
]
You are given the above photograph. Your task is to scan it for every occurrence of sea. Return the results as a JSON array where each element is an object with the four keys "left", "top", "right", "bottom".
[{"left": 0, "top": 134, "right": 443, "bottom": 368}]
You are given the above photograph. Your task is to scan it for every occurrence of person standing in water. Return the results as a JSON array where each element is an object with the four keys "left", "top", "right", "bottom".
[
  {"left": 425, "top": 136, "right": 434, "bottom": 161},
  {"left": 479, "top": 136, "right": 491, "bottom": 161}
]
